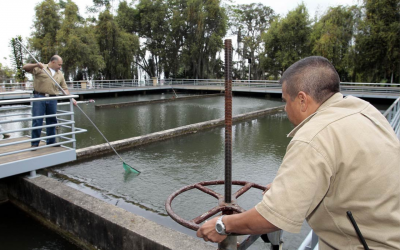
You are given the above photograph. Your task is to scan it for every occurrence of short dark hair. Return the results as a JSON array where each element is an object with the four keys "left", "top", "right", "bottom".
[{"left": 279, "top": 56, "right": 340, "bottom": 103}]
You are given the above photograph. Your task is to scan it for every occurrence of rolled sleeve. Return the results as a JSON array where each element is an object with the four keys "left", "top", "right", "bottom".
[{"left": 256, "top": 140, "right": 333, "bottom": 233}]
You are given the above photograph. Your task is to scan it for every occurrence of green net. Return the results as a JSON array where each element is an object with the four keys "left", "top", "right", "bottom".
[{"left": 123, "top": 162, "right": 140, "bottom": 174}]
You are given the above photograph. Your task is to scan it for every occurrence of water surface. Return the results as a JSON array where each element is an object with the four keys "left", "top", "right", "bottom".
[{"left": 54, "top": 112, "right": 310, "bottom": 249}]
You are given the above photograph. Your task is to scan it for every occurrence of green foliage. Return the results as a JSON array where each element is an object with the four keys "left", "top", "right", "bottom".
[
  {"left": 96, "top": 10, "right": 139, "bottom": 79},
  {"left": 56, "top": 0, "right": 105, "bottom": 80},
  {"left": 134, "top": 0, "right": 170, "bottom": 77},
  {"left": 10, "top": 36, "right": 26, "bottom": 82},
  {"left": 181, "top": 0, "right": 227, "bottom": 78},
  {"left": 262, "top": 4, "right": 312, "bottom": 79},
  {"left": 228, "top": 3, "right": 276, "bottom": 80},
  {"left": 310, "top": 5, "right": 361, "bottom": 81},
  {"left": 354, "top": 0, "right": 400, "bottom": 83},
  {"left": 116, "top": 0, "right": 227, "bottom": 79},
  {"left": 24, "top": 0, "right": 399, "bottom": 83},
  {"left": 0, "top": 63, "right": 15, "bottom": 81},
  {"left": 30, "top": 0, "right": 61, "bottom": 62}
]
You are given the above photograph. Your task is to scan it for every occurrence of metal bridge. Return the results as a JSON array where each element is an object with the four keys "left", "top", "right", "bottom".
[
  {"left": 1, "top": 79, "right": 400, "bottom": 100},
  {"left": 0, "top": 95, "right": 86, "bottom": 179}
]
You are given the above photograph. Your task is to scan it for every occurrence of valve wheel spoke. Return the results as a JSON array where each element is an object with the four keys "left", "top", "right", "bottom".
[
  {"left": 165, "top": 180, "right": 266, "bottom": 231},
  {"left": 192, "top": 205, "right": 223, "bottom": 224},
  {"left": 194, "top": 183, "right": 223, "bottom": 199}
]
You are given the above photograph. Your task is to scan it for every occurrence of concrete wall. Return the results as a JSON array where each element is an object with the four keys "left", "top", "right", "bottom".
[
  {"left": 0, "top": 180, "right": 7, "bottom": 203},
  {"left": 95, "top": 93, "right": 224, "bottom": 109},
  {"left": 77, "top": 106, "right": 284, "bottom": 160},
  {"left": 6, "top": 175, "right": 215, "bottom": 250}
]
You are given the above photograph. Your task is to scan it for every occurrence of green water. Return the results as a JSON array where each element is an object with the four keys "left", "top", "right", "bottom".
[
  {"left": 54, "top": 111, "right": 311, "bottom": 249},
  {"left": 63, "top": 93, "right": 284, "bottom": 148}
]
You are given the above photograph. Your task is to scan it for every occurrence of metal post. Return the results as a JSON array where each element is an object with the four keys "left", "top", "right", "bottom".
[
  {"left": 249, "top": 64, "right": 250, "bottom": 83},
  {"left": 220, "top": 235, "right": 237, "bottom": 250},
  {"left": 28, "top": 170, "right": 37, "bottom": 179},
  {"left": 248, "top": 58, "right": 251, "bottom": 83},
  {"left": 224, "top": 39, "right": 233, "bottom": 204},
  {"left": 70, "top": 99, "right": 76, "bottom": 149}
]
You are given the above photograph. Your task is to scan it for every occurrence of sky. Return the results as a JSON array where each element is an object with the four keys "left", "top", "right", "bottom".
[{"left": 0, "top": 0, "right": 358, "bottom": 68}]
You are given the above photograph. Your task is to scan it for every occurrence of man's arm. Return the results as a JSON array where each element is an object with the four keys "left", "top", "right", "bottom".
[
  {"left": 63, "top": 89, "right": 77, "bottom": 106},
  {"left": 196, "top": 207, "right": 279, "bottom": 243},
  {"left": 23, "top": 62, "right": 44, "bottom": 72}
]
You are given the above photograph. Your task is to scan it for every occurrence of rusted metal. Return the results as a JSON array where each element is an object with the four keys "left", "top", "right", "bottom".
[
  {"left": 165, "top": 40, "right": 268, "bottom": 250},
  {"left": 165, "top": 180, "right": 266, "bottom": 230},
  {"left": 225, "top": 39, "right": 233, "bottom": 204}
]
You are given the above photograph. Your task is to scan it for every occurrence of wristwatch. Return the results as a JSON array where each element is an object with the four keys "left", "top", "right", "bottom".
[{"left": 215, "top": 215, "right": 230, "bottom": 235}]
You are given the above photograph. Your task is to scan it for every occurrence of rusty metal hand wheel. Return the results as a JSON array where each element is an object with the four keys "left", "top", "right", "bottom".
[
  {"left": 165, "top": 180, "right": 274, "bottom": 249},
  {"left": 165, "top": 180, "right": 266, "bottom": 230}
]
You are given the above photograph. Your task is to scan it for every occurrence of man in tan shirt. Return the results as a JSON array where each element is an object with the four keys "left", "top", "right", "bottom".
[
  {"left": 23, "top": 55, "right": 76, "bottom": 147},
  {"left": 197, "top": 56, "right": 400, "bottom": 249}
]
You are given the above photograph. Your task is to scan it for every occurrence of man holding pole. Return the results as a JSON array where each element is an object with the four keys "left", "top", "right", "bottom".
[
  {"left": 23, "top": 55, "right": 77, "bottom": 148},
  {"left": 197, "top": 56, "right": 400, "bottom": 249}
]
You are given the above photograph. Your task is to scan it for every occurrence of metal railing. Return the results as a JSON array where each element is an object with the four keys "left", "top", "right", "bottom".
[
  {"left": 0, "top": 95, "right": 86, "bottom": 156},
  {"left": 0, "top": 82, "right": 34, "bottom": 92},
  {"left": 1, "top": 79, "right": 399, "bottom": 97},
  {"left": 298, "top": 231, "right": 319, "bottom": 250},
  {"left": 383, "top": 96, "right": 400, "bottom": 138}
]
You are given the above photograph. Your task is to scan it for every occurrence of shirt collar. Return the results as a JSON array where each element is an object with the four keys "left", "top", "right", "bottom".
[
  {"left": 287, "top": 92, "right": 343, "bottom": 137},
  {"left": 48, "top": 67, "right": 56, "bottom": 76}
]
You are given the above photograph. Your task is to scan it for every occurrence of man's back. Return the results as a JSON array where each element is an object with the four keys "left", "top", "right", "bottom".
[{"left": 298, "top": 94, "right": 400, "bottom": 249}]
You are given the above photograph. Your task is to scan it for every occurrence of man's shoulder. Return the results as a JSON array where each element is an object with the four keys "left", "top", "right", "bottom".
[
  {"left": 31, "top": 64, "right": 49, "bottom": 75},
  {"left": 293, "top": 96, "right": 371, "bottom": 142}
]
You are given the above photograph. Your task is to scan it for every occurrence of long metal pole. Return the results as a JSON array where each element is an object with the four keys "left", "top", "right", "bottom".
[
  {"left": 16, "top": 39, "right": 138, "bottom": 172},
  {"left": 224, "top": 39, "right": 233, "bottom": 204},
  {"left": 220, "top": 37, "right": 237, "bottom": 250}
]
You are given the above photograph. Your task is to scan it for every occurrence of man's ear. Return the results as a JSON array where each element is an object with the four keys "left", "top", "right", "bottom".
[{"left": 297, "top": 91, "right": 308, "bottom": 112}]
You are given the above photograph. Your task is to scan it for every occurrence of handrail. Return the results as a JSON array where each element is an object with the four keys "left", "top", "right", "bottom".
[
  {"left": 2, "top": 79, "right": 399, "bottom": 90},
  {"left": 383, "top": 97, "right": 400, "bottom": 138},
  {"left": 0, "top": 95, "right": 87, "bottom": 156}
]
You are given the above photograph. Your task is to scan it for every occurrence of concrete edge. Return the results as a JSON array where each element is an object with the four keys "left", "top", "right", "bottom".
[
  {"left": 76, "top": 106, "right": 285, "bottom": 160},
  {"left": 7, "top": 175, "right": 215, "bottom": 250},
  {"left": 95, "top": 93, "right": 224, "bottom": 109}
]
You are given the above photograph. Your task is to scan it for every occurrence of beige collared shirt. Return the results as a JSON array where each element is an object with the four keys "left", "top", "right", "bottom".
[
  {"left": 255, "top": 93, "right": 400, "bottom": 249},
  {"left": 30, "top": 64, "right": 68, "bottom": 95}
]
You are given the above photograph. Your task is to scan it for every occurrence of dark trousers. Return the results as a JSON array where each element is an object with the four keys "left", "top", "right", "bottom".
[{"left": 31, "top": 94, "right": 57, "bottom": 146}]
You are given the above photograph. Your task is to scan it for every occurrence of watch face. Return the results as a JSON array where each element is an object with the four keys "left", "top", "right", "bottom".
[{"left": 216, "top": 223, "right": 223, "bottom": 232}]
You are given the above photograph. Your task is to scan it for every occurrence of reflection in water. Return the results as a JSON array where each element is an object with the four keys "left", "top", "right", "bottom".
[{"left": 59, "top": 94, "right": 283, "bottom": 148}]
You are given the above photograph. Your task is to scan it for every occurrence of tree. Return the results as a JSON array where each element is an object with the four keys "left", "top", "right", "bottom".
[
  {"left": 262, "top": 4, "right": 312, "bottom": 79},
  {"left": 310, "top": 6, "right": 361, "bottom": 81},
  {"left": 96, "top": 10, "right": 139, "bottom": 79},
  {"left": 0, "top": 63, "right": 14, "bottom": 81},
  {"left": 181, "top": 0, "right": 227, "bottom": 79},
  {"left": 228, "top": 3, "right": 276, "bottom": 80},
  {"left": 117, "top": 0, "right": 227, "bottom": 79},
  {"left": 355, "top": 0, "right": 400, "bottom": 83},
  {"left": 30, "top": 0, "right": 61, "bottom": 62},
  {"left": 10, "top": 36, "right": 26, "bottom": 82},
  {"left": 56, "top": 0, "right": 105, "bottom": 80},
  {"left": 133, "top": 0, "right": 170, "bottom": 78}
]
